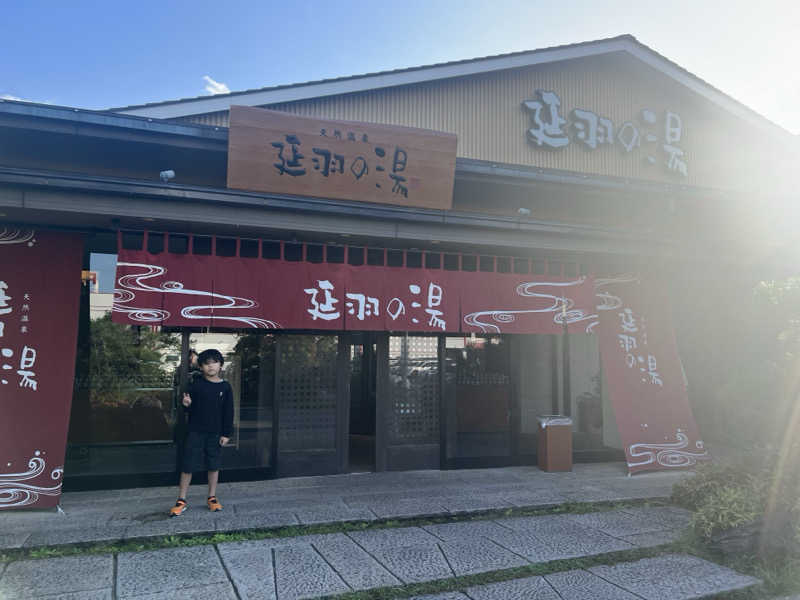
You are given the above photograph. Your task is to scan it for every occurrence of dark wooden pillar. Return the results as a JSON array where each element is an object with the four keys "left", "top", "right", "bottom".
[{"left": 374, "top": 333, "right": 389, "bottom": 472}]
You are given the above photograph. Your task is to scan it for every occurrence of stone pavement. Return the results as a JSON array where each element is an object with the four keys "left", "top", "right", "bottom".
[
  {"left": 1, "top": 463, "right": 687, "bottom": 549},
  {"left": 411, "top": 554, "right": 761, "bottom": 600},
  {"left": 0, "top": 464, "right": 769, "bottom": 600},
  {"left": 2, "top": 505, "right": 762, "bottom": 599}
]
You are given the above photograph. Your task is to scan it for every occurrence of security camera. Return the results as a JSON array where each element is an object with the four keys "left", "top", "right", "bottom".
[{"left": 159, "top": 170, "right": 175, "bottom": 182}]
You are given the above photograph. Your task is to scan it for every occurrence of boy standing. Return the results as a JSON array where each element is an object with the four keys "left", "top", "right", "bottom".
[{"left": 170, "top": 348, "right": 233, "bottom": 516}]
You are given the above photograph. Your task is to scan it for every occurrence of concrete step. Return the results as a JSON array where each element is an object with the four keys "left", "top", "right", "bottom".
[
  {"left": 411, "top": 554, "right": 761, "bottom": 600},
  {"left": 1, "top": 506, "right": 700, "bottom": 599},
  {"left": 0, "top": 549, "right": 761, "bottom": 599},
  {"left": 0, "top": 464, "right": 689, "bottom": 550}
]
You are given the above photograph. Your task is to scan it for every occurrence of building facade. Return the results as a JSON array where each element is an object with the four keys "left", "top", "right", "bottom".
[{"left": 0, "top": 35, "right": 796, "bottom": 502}]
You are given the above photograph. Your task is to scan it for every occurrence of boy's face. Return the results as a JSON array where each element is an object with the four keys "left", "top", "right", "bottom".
[{"left": 200, "top": 359, "right": 222, "bottom": 378}]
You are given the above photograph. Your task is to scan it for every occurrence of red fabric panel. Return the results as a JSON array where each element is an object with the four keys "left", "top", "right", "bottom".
[
  {"left": 461, "top": 273, "right": 597, "bottom": 334},
  {"left": 596, "top": 277, "right": 707, "bottom": 474},
  {"left": 114, "top": 244, "right": 597, "bottom": 334},
  {"left": 0, "top": 230, "right": 83, "bottom": 509}
]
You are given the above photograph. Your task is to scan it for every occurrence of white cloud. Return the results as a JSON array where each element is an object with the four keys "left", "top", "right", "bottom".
[
  {"left": 0, "top": 94, "right": 51, "bottom": 105},
  {"left": 202, "top": 76, "right": 230, "bottom": 95},
  {"left": 0, "top": 94, "right": 53, "bottom": 104}
]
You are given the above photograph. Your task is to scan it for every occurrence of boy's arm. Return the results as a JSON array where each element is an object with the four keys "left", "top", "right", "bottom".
[
  {"left": 182, "top": 382, "right": 194, "bottom": 410},
  {"left": 222, "top": 383, "right": 234, "bottom": 438}
]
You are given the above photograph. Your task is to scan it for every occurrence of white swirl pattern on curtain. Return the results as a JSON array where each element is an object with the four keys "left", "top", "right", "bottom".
[
  {"left": 113, "top": 262, "right": 280, "bottom": 328},
  {"left": 627, "top": 431, "right": 709, "bottom": 468},
  {"left": 0, "top": 228, "right": 35, "bottom": 246},
  {"left": 462, "top": 277, "right": 597, "bottom": 333},
  {"left": 0, "top": 453, "right": 63, "bottom": 508}
]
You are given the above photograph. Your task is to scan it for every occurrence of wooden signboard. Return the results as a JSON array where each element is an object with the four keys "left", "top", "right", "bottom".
[{"left": 227, "top": 105, "right": 457, "bottom": 210}]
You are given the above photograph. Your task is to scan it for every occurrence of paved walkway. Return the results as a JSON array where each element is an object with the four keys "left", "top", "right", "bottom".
[
  {"left": 2, "top": 463, "right": 687, "bottom": 549},
  {"left": 0, "top": 464, "right": 771, "bottom": 599},
  {"left": 410, "top": 554, "right": 761, "bottom": 600},
  {"left": 2, "top": 506, "right": 763, "bottom": 599}
]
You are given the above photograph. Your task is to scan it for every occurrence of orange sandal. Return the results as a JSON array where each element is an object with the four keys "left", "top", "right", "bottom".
[
  {"left": 207, "top": 496, "right": 222, "bottom": 512},
  {"left": 169, "top": 498, "right": 188, "bottom": 517}
]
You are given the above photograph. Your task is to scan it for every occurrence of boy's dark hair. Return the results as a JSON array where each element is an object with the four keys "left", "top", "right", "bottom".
[{"left": 198, "top": 349, "right": 224, "bottom": 366}]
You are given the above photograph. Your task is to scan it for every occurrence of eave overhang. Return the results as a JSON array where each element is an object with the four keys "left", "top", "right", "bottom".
[{"left": 0, "top": 165, "right": 679, "bottom": 259}]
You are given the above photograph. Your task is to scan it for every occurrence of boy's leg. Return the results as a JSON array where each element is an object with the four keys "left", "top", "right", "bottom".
[
  {"left": 170, "top": 471, "right": 193, "bottom": 516},
  {"left": 207, "top": 470, "right": 219, "bottom": 498},
  {"left": 178, "top": 471, "right": 193, "bottom": 499},
  {"left": 205, "top": 435, "right": 223, "bottom": 511},
  {"left": 171, "top": 431, "right": 200, "bottom": 515},
  {"left": 180, "top": 432, "right": 202, "bottom": 496},
  {"left": 206, "top": 470, "right": 222, "bottom": 511}
]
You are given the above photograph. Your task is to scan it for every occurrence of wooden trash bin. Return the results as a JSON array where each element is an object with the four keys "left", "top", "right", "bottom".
[{"left": 537, "top": 415, "right": 573, "bottom": 472}]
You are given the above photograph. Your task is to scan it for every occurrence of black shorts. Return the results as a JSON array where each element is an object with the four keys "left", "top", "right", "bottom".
[{"left": 181, "top": 431, "right": 223, "bottom": 473}]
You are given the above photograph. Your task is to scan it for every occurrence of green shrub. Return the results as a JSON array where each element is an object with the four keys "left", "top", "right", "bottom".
[
  {"left": 671, "top": 462, "right": 755, "bottom": 512},
  {"left": 673, "top": 449, "right": 800, "bottom": 546},
  {"left": 690, "top": 485, "right": 762, "bottom": 540}
]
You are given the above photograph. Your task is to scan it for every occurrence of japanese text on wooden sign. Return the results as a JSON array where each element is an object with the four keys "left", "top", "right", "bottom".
[{"left": 227, "top": 106, "right": 458, "bottom": 210}]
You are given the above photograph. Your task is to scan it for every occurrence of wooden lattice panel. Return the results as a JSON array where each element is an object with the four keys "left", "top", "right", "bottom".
[
  {"left": 388, "top": 336, "right": 440, "bottom": 444},
  {"left": 277, "top": 335, "right": 339, "bottom": 452}
]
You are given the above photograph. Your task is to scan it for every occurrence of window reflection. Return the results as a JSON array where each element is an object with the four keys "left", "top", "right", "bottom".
[
  {"left": 444, "top": 335, "right": 511, "bottom": 458},
  {"left": 388, "top": 335, "right": 439, "bottom": 444},
  {"left": 67, "top": 251, "right": 274, "bottom": 481},
  {"left": 189, "top": 332, "right": 274, "bottom": 469},
  {"left": 70, "top": 253, "right": 181, "bottom": 444}
]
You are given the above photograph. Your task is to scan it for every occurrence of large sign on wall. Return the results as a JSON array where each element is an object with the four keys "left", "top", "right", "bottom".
[
  {"left": 227, "top": 106, "right": 458, "bottom": 210},
  {"left": 0, "top": 229, "right": 83, "bottom": 509},
  {"left": 522, "top": 89, "right": 689, "bottom": 178},
  {"left": 595, "top": 276, "right": 707, "bottom": 474}
]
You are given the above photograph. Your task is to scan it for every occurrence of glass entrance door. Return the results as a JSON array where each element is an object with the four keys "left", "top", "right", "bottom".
[
  {"left": 383, "top": 334, "right": 441, "bottom": 470},
  {"left": 275, "top": 334, "right": 342, "bottom": 476},
  {"left": 187, "top": 331, "right": 275, "bottom": 477},
  {"left": 444, "top": 335, "right": 512, "bottom": 464}
]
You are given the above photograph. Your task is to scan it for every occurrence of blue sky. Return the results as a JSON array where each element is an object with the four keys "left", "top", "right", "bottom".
[{"left": 2, "top": 0, "right": 799, "bottom": 133}]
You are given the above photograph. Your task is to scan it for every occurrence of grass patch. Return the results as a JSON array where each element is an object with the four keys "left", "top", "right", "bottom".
[{"left": 0, "top": 498, "right": 667, "bottom": 564}]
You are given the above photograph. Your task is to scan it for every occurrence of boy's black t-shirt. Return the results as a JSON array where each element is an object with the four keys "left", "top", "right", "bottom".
[{"left": 184, "top": 378, "right": 234, "bottom": 437}]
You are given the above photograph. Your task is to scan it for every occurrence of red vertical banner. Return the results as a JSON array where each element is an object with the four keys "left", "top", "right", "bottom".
[
  {"left": 0, "top": 229, "right": 83, "bottom": 509},
  {"left": 596, "top": 276, "right": 708, "bottom": 474}
]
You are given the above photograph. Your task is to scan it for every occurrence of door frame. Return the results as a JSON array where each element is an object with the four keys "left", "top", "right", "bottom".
[
  {"left": 339, "top": 332, "right": 388, "bottom": 473},
  {"left": 442, "top": 333, "right": 518, "bottom": 469},
  {"left": 336, "top": 335, "right": 350, "bottom": 473}
]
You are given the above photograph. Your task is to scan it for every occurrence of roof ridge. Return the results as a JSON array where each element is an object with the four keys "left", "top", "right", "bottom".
[{"left": 108, "top": 35, "right": 638, "bottom": 112}]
